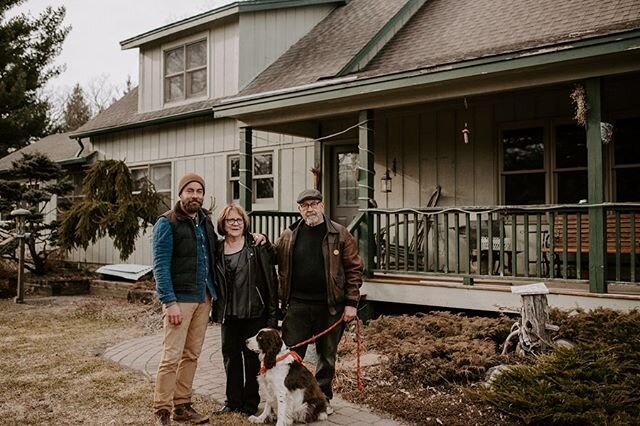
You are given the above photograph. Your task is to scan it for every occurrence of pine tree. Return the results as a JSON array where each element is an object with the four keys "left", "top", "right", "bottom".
[
  {"left": 62, "top": 84, "right": 91, "bottom": 131},
  {"left": 0, "top": 152, "right": 73, "bottom": 274},
  {"left": 59, "top": 160, "right": 165, "bottom": 260},
  {"left": 0, "top": 2, "right": 70, "bottom": 156}
]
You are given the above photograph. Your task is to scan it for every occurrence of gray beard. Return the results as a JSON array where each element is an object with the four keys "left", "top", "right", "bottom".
[{"left": 304, "top": 215, "right": 324, "bottom": 227}]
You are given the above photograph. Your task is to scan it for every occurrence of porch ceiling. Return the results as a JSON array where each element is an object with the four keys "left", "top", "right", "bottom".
[{"left": 214, "top": 34, "right": 640, "bottom": 129}]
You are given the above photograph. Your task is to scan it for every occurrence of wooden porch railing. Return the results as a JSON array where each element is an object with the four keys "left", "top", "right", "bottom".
[
  {"left": 248, "top": 204, "right": 640, "bottom": 290},
  {"left": 362, "top": 204, "right": 640, "bottom": 286},
  {"left": 249, "top": 211, "right": 299, "bottom": 243}
]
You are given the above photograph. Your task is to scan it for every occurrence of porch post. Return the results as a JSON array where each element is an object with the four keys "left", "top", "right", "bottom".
[
  {"left": 240, "top": 126, "right": 253, "bottom": 212},
  {"left": 585, "top": 78, "right": 607, "bottom": 293},
  {"left": 358, "top": 110, "right": 375, "bottom": 276}
]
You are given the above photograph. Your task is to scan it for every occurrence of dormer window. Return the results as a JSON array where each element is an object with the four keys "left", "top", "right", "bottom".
[{"left": 164, "top": 39, "right": 207, "bottom": 103}]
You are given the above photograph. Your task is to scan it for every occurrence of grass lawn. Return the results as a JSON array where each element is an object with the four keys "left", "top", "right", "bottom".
[{"left": 0, "top": 297, "right": 247, "bottom": 425}]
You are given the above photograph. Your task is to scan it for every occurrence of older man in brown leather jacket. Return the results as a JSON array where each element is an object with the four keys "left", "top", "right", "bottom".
[{"left": 275, "top": 189, "right": 363, "bottom": 412}]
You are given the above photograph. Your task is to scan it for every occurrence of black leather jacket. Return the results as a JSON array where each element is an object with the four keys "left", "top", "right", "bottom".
[{"left": 213, "top": 234, "right": 278, "bottom": 327}]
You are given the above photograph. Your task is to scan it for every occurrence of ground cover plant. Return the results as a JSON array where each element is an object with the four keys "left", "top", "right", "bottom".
[
  {"left": 334, "top": 309, "right": 640, "bottom": 426},
  {"left": 472, "top": 308, "right": 640, "bottom": 425}
]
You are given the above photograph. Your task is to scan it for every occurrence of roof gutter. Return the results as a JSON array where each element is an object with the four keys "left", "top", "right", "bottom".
[{"left": 213, "top": 30, "right": 640, "bottom": 118}]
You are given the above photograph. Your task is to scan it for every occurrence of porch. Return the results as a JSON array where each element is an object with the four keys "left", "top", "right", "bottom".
[{"left": 250, "top": 203, "right": 640, "bottom": 312}]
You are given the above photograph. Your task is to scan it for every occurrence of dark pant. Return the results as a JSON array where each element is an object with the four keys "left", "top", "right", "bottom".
[
  {"left": 220, "top": 317, "right": 265, "bottom": 413},
  {"left": 281, "top": 300, "right": 343, "bottom": 400}
]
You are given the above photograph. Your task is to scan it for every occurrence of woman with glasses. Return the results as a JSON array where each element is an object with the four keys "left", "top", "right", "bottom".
[{"left": 211, "top": 203, "right": 278, "bottom": 417}]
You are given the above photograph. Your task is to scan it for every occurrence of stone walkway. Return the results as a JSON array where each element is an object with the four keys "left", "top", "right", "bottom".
[{"left": 104, "top": 324, "right": 402, "bottom": 425}]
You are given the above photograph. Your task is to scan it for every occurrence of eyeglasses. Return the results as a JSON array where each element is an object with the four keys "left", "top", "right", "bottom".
[
  {"left": 299, "top": 200, "right": 321, "bottom": 210},
  {"left": 224, "top": 218, "right": 244, "bottom": 225}
]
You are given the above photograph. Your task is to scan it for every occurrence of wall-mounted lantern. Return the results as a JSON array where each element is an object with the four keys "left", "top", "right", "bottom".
[{"left": 381, "top": 169, "right": 392, "bottom": 193}]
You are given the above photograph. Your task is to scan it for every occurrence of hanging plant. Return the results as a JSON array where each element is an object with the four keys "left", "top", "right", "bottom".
[{"left": 570, "top": 84, "right": 588, "bottom": 127}]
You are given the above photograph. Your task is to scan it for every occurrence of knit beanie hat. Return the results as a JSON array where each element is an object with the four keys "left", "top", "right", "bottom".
[{"left": 178, "top": 173, "right": 205, "bottom": 195}]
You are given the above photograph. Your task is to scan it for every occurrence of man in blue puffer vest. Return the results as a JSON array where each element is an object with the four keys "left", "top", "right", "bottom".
[{"left": 152, "top": 173, "right": 217, "bottom": 425}]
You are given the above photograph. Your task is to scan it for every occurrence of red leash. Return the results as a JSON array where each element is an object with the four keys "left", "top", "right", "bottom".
[{"left": 287, "top": 315, "right": 363, "bottom": 392}]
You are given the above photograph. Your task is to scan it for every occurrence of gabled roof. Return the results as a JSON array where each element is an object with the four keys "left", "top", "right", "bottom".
[
  {"left": 121, "top": 0, "right": 348, "bottom": 49},
  {"left": 75, "top": 0, "right": 640, "bottom": 137},
  {"left": 0, "top": 133, "right": 93, "bottom": 172},
  {"left": 236, "top": 0, "right": 640, "bottom": 98}
]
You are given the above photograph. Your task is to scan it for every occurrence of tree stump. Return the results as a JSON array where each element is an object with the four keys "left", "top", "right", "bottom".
[{"left": 503, "top": 283, "right": 557, "bottom": 356}]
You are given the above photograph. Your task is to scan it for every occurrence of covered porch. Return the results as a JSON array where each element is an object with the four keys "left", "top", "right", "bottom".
[{"left": 215, "top": 36, "right": 640, "bottom": 311}]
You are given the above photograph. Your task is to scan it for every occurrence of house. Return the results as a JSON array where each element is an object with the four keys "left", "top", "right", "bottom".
[{"left": 73, "top": 0, "right": 640, "bottom": 311}]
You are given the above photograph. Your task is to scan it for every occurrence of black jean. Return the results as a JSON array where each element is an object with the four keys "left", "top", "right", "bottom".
[
  {"left": 281, "top": 300, "right": 343, "bottom": 400},
  {"left": 220, "top": 316, "right": 266, "bottom": 413}
]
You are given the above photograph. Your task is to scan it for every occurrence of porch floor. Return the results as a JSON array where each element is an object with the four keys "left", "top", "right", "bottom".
[{"left": 362, "top": 272, "right": 640, "bottom": 313}]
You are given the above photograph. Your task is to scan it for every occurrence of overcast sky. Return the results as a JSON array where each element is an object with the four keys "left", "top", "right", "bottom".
[{"left": 12, "top": 0, "right": 233, "bottom": 93}]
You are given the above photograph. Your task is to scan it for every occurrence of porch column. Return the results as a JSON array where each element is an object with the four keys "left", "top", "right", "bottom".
[
  {"left": 358, "top": 110, "right": 375, "bottom": 276},
  {"left": 240, "top": 126, "right": 253, "bottom": 212},
  {"left": 586, "top": 78, "right": 607, "bottom": 293}
]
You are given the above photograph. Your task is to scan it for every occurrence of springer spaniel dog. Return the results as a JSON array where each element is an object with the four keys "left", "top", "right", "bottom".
[{"left": 246, "top": 328, "right": 328, "bottom": 426}]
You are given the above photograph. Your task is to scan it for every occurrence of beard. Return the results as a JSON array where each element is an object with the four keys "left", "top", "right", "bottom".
[
  {"left": 303, "top": 213, "right": 324, "bottom": 227},
  {"left": 181, "top": 199, "right": 202, "bottom": 214}
]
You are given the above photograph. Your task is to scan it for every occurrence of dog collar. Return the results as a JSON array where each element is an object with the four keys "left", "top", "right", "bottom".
[{"left": 259, "top": 350, "right": 303, "bottom": 375}]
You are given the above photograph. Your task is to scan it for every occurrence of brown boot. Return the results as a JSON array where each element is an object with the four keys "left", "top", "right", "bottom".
[
  {"left": 155, "top": 409, "right": 171, "bottom": 426},
  {"left": 173, "top": 403, "right": 209, "bottom": 424}
]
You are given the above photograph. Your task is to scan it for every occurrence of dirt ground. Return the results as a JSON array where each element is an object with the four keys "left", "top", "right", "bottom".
[
  {"left": 333, "top": 312, "right": 518, "bottom": 425},
  {"left": 2, "top": 295, "right": 635, "bottom": 425},
  {"left": 0, "top": 296, "right": 243, "bottom": 425}
]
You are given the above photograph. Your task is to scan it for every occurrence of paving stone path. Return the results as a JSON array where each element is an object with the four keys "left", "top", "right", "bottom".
[{"left": 104, "top": 324, "right": 402, "bottom": 425}]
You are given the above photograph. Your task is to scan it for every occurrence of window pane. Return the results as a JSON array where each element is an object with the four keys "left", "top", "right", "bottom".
[
  {"left": 157, "top": 193, "right": 171, "bottom": 215},
  {"left": 616, "top": 168, "right": 640, "bottom": 202},
  {"left": 505, "top": 173, "right": 545, "bottom": 205},
  {"left": 151, "top": 165, "right": 171, "bottom": 190},
  {"left": 555, "top": 124, "right": 586, "bottom": 169},
  {"left": 557, "top": 170, "right": 587, "bottom": 204},
  {"left": 187, "top": 69, "right": 207, "bottom": 97},
  {"left": 230, "top": 157, "right": 240, "bottom": 177},
  {"left": 186, "top": 40, "right": 206, "bottom": 69},
  {"left": 232, "top": 181, "right": 239, "bottom": 200},
  {"left": 255, "top": 178, "right": 273, "bottom": 199},
  {"left": 131, "top": 169, "right": 148, "bottom": 192},
  {"left": 502, "top": 127, "right": 544, "bottom": 171},
  {"left": 614, "top": 117, "right": 640, "bottom": 166},
  {"left": 337, "top": 152, "right": 358, "bottom": 205},
  {"left": 165, "top": 75, "right": 184, "bottom": 102},
  {"left": 165, "top": 47, "right": 184, "bottom": 75},
  {"left": 254, "top": 154, "right": 272, "bottom": 175}
]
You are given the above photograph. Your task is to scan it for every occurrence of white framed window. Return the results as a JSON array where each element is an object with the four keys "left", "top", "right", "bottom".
[
  {"left": 164, "top": 39, "right": 207, "bottom": 103},
  {"left": 228, "top": 152, "right": 274, "bottom": 202},
  {"left": 131, "top": 163, "right": 172, "bottom": 214},
  {"left": 56, "top": 170, "right": 86, "bottom": 219}
]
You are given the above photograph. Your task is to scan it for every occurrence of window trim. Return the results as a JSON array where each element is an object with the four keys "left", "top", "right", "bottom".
[
  {"left": 130, "top": 162, "right": 172, "bottom": 214},
  {"left": 609, "top": 111, "right": 640, "bottom": 202},
  {"left": 228, "top": 151, "right": 276, "bottom": 205},
  {"left": 162, "top": 33, "right": 209, "bottom": 105},
  {"left": 499, "top": 119, "right": 591, "bottom": 205}
]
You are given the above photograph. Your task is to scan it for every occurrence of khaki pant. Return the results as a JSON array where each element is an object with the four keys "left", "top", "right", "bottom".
[{"left": 153, "top": 300, "right": 211, "bottom": 412}]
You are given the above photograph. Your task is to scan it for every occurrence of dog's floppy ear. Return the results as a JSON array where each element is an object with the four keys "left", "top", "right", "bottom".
[{"left": 262, "top": 330, "right": 280, "bottom": 370}]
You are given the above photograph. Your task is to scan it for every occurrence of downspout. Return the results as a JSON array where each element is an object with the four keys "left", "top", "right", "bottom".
[{"left": 74, "top": 138, "right": 85, "bottom": 158}]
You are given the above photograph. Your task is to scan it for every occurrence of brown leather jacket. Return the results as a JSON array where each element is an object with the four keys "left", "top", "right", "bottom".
[{"left": 276, "top": 216, "right": 363, "bottom": 315}]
